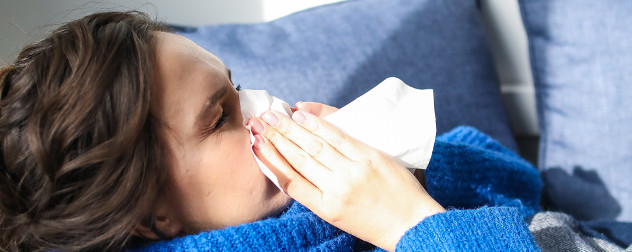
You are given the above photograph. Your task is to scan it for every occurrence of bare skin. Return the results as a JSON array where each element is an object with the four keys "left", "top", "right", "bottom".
[
  {"left": 138, "top": 31, "right": 445, "bottom": 251},
  {"left": 136, "top": 32, "right": 292, "bottom": 238},
  {"left": 249, "top": 109, "right": 445, "bottom": 251}
]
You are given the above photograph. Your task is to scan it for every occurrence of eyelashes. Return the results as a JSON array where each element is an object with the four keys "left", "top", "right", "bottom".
[
  {"left": 200, "top": 109, "right": 229, "bottom": 140},
  {"left": 214, "top": 110, "right": 230, "bottom": 130},
  {"left": 199, "top": 84, "right": 241, "bottom": 141},
  {"left": 199, "top": 83, "right": 242, "bottom": 141}
]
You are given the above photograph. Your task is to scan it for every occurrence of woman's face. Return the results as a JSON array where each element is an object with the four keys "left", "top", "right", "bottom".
[{"left": 150, "top": 32, "right": 291, "bottom": 235}]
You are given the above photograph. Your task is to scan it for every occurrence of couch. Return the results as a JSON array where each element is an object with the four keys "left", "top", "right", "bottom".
[{"left": 175, "top": 0, "right": 631, "bottom": 245}]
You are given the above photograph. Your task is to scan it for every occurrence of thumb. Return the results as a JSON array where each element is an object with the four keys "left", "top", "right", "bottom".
[{"left": 295, "top": 102, "right": 338, "bottom": 118}]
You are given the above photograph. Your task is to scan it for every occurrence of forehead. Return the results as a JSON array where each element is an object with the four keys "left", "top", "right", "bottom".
[
  {"left": 154, "top": 32, "right": 225, "bottom": 72},
  {"left": 151, "top": 32, "right": 227, "bottom": 132}
]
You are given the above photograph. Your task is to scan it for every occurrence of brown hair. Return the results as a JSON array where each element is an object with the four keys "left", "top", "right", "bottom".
[{"left": 0, "top": 11, "right": 168, "bottom": 251}]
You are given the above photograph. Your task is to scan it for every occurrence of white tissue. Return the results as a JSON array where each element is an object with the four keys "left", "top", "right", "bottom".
[
  {"left": 324, "top": 77, "right": 436, "bottom": 169},
  {"left": 239, "top": 77, "right": 436, "bottom": 193},
  {"left": 239, "top": 89, "right": 293, "bottom": 193}
]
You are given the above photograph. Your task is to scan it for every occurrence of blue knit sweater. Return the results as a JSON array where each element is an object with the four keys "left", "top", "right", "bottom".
[{"left": 135, "top": 126, "right": 542, "bottom": 251}]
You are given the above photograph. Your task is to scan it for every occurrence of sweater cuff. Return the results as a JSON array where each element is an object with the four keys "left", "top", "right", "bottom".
[{"left": 396, "top": 207, "right": 539, "bottom": 251}]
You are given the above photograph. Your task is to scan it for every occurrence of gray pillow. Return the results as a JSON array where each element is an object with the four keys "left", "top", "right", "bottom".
[
  {"left": 520, "top": 0, "right": 632, "bottom": 221},
  {"left": 177, "top": 0, "right": 517, "bottom": 150}
]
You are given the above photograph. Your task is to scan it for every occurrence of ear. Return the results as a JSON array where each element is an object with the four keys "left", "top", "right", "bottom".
[
  {"left": 132, "top": 198, "right": 182, "bottom": 240},
  {"left": 133, "top": 221, "right": 160, "bottom": 240}
]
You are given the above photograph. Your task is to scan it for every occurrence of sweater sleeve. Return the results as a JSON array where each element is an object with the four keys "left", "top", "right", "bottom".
[
  {"left": 396, "top": 207, "right": 540, "bottom": 251},
  {"left": 426, "top": 126, "right": 543, "bottom": 217}
]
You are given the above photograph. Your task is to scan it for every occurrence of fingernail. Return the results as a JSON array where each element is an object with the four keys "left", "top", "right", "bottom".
[
  {"left": 295, "top": 101, "right": 304, "bottom": 109},
  {"left": 253, "top": 134, "right": 265, "bottom": 149},
  {"left": 292, "top": 111, "right": 306, "bottom": 125},
  {"left": 262, "top": 111, "right": 279, "bottom": 127},
  {"left": 249, "top": 119, "right": 265, "bottom": 134}
]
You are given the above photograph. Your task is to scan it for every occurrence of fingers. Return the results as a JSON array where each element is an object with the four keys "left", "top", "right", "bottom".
[
  {"left": 290, "top": 110, "right": 365, "bottom": 162},
  {"left": 250, "top": 117, "right": 333, "bottom": 189},
  {"left": 259, "top": 110, "right": 358, "bottom": 170},
  {"left": 251, "top": 133, "right": 323, "bottom": 205},
  {"left": 295, "top": 102, "right": 339, "bottom": 118}
]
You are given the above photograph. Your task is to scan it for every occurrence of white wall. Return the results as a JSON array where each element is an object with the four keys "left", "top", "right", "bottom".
[
  {"left": 261, "top": 0, "right": 343, "bottom": 21},
  {"left": 0, "top": 0, "right": 343, "bottom": 64}
]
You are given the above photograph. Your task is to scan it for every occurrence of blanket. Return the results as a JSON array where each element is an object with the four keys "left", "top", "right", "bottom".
[{"left": 134, "top": 126, "right": 543, "bottom": 251}]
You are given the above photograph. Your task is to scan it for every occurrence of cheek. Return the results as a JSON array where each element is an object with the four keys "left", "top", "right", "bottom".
[
  {"left": 232, "top": 128, "right": 265, "bottom": 182},
  {"left": 168, "top": 125, "right": 284, "bottom": 230},
  {"left": 203, "top": 127, "right": 264, "bottom": 192},
  {"left": 166, "top": 127, "right": 257, "bottom": 205}
]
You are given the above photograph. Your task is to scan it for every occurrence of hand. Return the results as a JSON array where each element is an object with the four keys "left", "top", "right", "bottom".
[
  {"left": 292, "top": 101, "right": 339, "bottom": 117},
  {"left": 248, "top": 110, "right": 445, "bottom": 251}
]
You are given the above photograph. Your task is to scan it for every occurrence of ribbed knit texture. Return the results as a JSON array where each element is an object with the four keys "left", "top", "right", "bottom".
[
  {"left": 427, "top": 126, "right": 543, "bottom": 218},
  {"left": 134, "top": 126, "right": 542, "bottom": 251},
  {"left": 135, "top": 202, "right": 354, "bottom": 251},
  {"left": 396, "top": 207, "right": 537, "bottom": 251}
]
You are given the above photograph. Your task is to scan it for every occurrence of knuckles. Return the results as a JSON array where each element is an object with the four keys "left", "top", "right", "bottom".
[
  {"left": 327, "top": 132, "right": 345, "bottom": 150},
  {"left": 274, "top": 115, "right": 292, "bottom": 135},
  {"left": 265, "top": 130, "right": 285, "bottom": 147},
  {"left": 304, "top": 140, "right": 324, "bottom": 157}
]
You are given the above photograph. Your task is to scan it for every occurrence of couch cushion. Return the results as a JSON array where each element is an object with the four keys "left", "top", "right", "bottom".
[
  {"left": 519, "top": 0, "right": 632, "bottom": 221},
  {"left": 177, "top": 0, "right": 516, "bottom": 150}
]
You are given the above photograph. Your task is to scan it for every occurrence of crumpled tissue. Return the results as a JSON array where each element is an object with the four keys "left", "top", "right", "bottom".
[{"left": 240, "top": 77, "right": 436, "bottom": 192}]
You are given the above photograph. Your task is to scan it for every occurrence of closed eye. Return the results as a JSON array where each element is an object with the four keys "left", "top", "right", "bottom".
[
  {"left": 215, "top": 111, "right": 230, "bottom": 129},
  {"left": 200, "top": 109, "right": 229, "bottom": 140}
]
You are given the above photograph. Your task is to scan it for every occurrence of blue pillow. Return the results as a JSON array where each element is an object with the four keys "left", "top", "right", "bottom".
[
  {"left": 177, "top": 0, "right": 516, "bottom": 150},
  {"left": 520, "top": 0, "right": 632, "bottom": 221}
]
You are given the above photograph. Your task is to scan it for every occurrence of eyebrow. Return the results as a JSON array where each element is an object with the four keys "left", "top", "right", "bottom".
[{"left": 195, "top": 84, "right": 230, "bottom": 127}]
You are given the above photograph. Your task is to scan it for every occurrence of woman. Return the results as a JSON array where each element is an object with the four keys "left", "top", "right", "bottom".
[{"left": 0, "top": 11, "right": 541, "bottom": 251}]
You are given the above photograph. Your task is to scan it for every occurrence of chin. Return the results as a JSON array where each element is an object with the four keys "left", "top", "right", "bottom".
[{"left": 267, "top": 195, "right": 293, "bottom": 218}]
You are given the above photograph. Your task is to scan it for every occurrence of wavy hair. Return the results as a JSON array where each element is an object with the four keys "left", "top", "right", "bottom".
[{"left": 0, "top": 11, "right": 168, "bottom": 251}]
